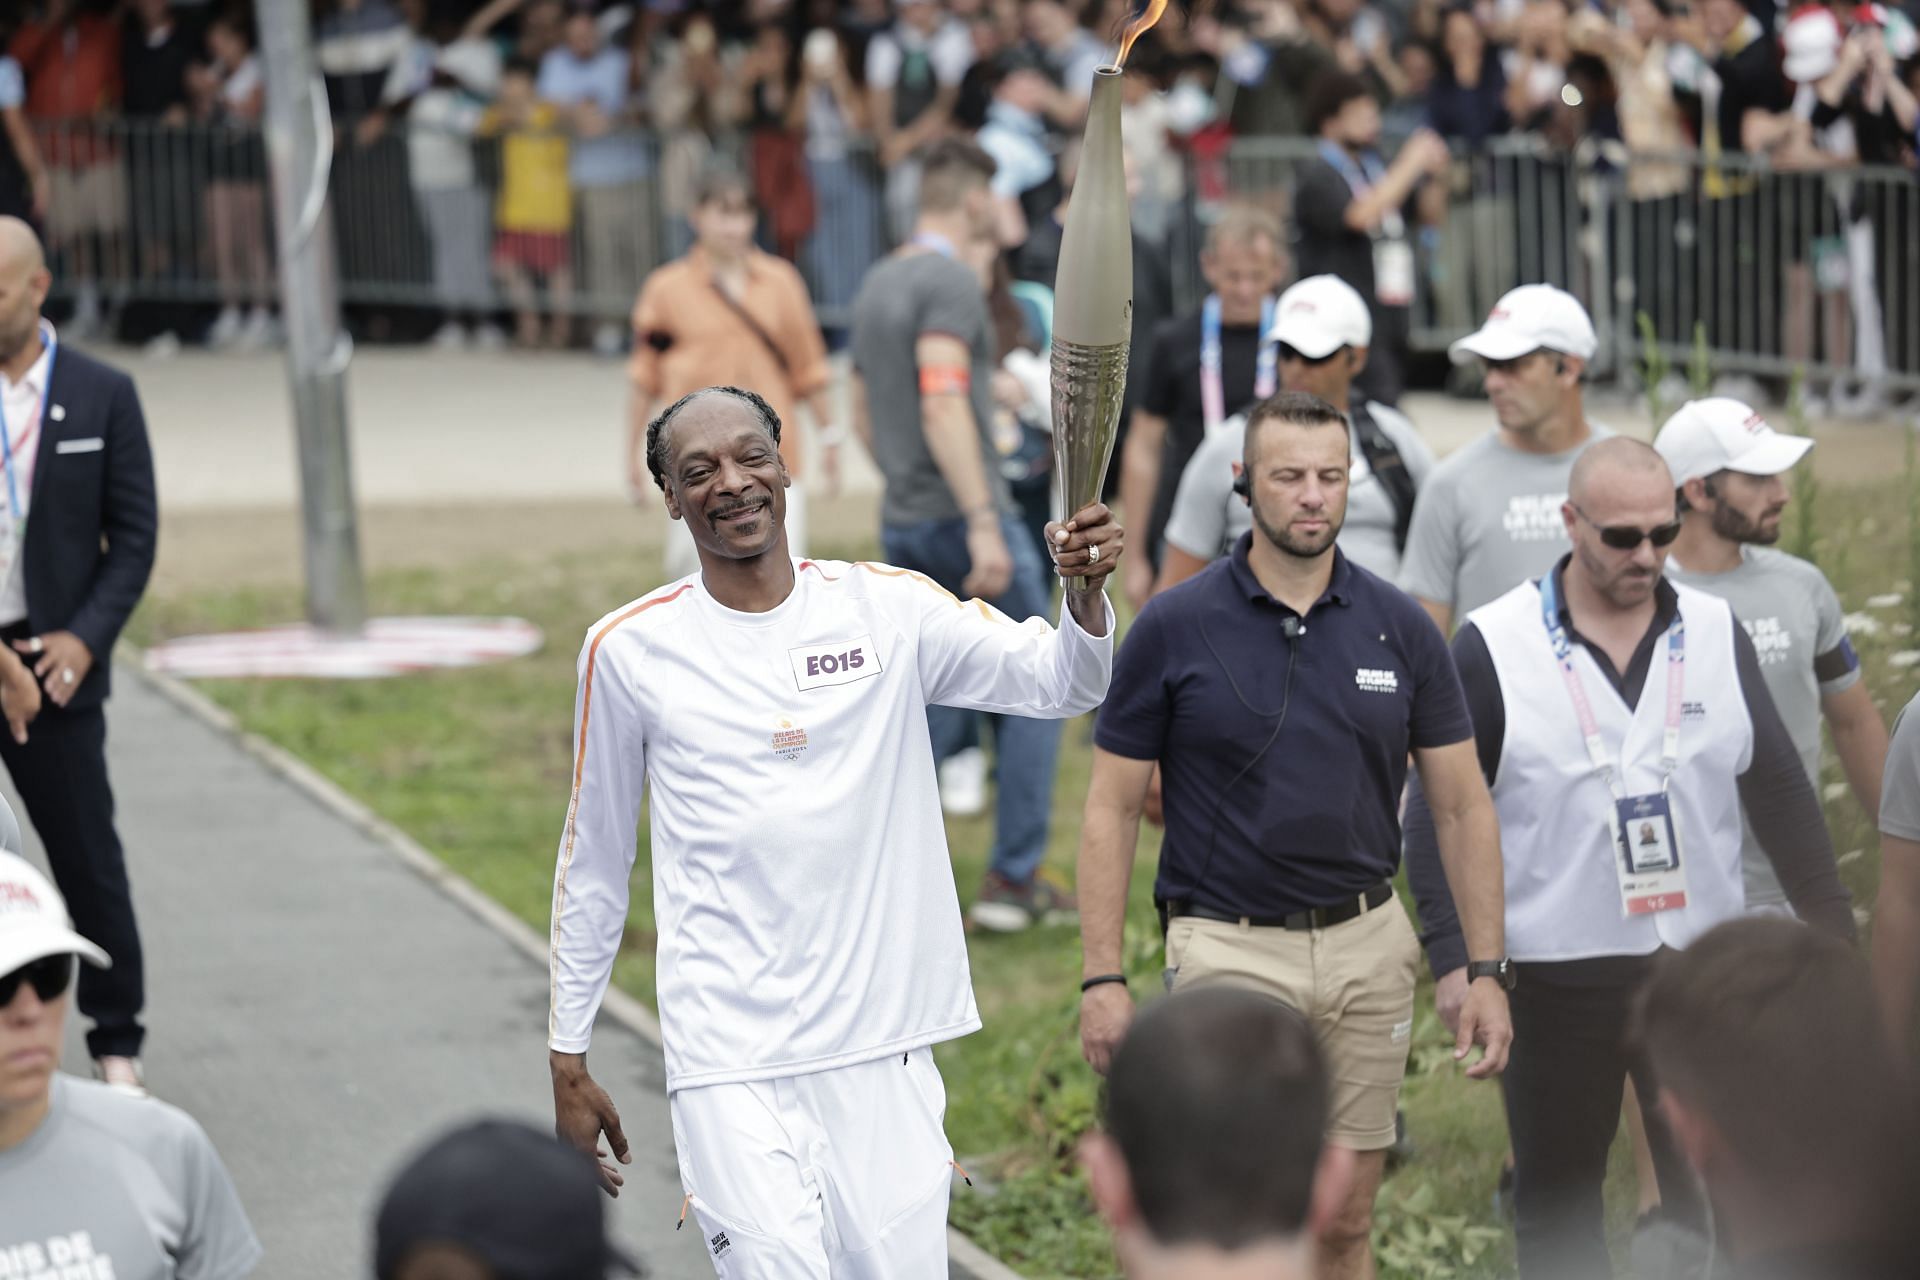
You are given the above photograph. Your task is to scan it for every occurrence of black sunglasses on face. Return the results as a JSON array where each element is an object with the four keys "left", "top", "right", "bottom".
[
  {"left": 0, "top": 954, "right": 75, "bottom": 1007},
  {"left": 1278, "top": 344, "right": 1343, "bottom": 366},
  {"left": 1573, "top": 505, "right": 1682, "bottom": 550}
]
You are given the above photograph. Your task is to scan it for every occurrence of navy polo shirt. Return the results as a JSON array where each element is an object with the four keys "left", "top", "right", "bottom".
[{"left": 1095, "top": 533, "right": 1473, "bottom": 916}]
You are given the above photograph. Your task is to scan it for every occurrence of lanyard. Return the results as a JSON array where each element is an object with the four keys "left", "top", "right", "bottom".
[
  {"left": 1538, "top": 569, "right": 1685, "bottom": 800},
  {"left": 0, "top": 324, "right": 55, "bottom": 536},
  {"left": 1316, "top": 139, "right": 1405, "bottom": 240},
  {"left": 1200, "top": 293, "right": 1277, "bottom": 432}
]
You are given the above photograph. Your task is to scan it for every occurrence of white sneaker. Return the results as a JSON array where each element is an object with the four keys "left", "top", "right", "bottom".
[
  {"left": 430, "top": 321, "right": 469, "bottom": 351},
  {"left": 206, "top": 305, "right": 243, "bottom": 349},
  {"left": 592, "top": 322, "right": 625, "bottom": 358},
  {"left": 471, "top": 323, "right": 508, "bottom": 352},
  {"left": 93, "top": 1055, "right": 148, "bottom": 1097},
  {"left": 235, "top": 307, "right": 277, "bottom": 351},
  {"left": 939, "top": 747, "right": 988, "bottom": 818},
  {"left": 142, "top": 330, "right": 181, "bottom": 360},
  {"left": 67, "top": 287, "right": 102, "bottom": 342}
]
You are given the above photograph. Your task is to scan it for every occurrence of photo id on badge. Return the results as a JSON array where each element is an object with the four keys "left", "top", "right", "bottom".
[{"left": 1611, "top": 793, "right": 1688, "bottom": 916}]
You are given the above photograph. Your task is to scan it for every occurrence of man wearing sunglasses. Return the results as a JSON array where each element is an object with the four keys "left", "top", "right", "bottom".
[
  {"left": 1154, "top": 275, "right": 1435, "bottom": 596},
  {"left": 1657, "top": 398, "right": 1888, "bottom": 920},
  {"left": 1403, "top": 436, "right": 1855, "bottom": 1279},
  {"left": 1398, "top": 285, "right": 1611, "bottom": 637},
  {"left": 0, "top": 849, "right": 259, "bottom": 1276}
]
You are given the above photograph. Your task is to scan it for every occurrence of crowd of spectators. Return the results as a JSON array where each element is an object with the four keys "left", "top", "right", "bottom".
[{"left": 0, "top": 0, "right": 1913, "bottom": 385}]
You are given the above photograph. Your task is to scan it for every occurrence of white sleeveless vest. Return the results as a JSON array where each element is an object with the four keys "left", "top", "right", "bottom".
[{"left": 1470, "top": 579, "right": 1754, "bottom": 961}]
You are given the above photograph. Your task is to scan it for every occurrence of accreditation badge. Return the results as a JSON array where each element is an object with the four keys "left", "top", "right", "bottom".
[
  {"left": 1609, "top": 793, "right": 1688, "bottom": 916},
  {"left": 1374, "top": 238, "right": 1416, "bottom": 307}
]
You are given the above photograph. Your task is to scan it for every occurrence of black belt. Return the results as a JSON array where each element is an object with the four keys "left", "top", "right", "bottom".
[{"left": 1161, "top": 881, "right": 1395, "bottom": 933}]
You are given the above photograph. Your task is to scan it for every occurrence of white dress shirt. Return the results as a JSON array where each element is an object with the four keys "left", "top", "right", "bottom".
[{"left": 0, "top": 324, "right": 55, "bottom": 627}]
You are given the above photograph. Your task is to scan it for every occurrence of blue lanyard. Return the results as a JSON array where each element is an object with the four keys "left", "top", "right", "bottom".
[
  {"left": 1316, "top": 140, "right": 1404, "bottom": 240},
  {"left": 0, "top": 324, "right": 55, "bottom": 534},
  {"left": 1316, "top": 139, "right": 1388, "bottom": 193},
  {"left": 1538, "top": 567, "right": 1685, "bottom": 797},
  {"left": 1199, "top": 294, "right": 1277, "bottom": 431}
]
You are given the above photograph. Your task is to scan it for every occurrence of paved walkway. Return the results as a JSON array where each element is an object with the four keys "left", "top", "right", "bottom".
[{"left": 20, "top": 667, "right": 712, "bottom": 1277}]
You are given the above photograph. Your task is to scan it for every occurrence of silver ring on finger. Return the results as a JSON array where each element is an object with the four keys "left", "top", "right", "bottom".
[
  {"left": 60, "top": 668, "right": 75, "bottom": 685},
  {"left": 1086, "top": 542, "right": 1100, "bottom": 565}
]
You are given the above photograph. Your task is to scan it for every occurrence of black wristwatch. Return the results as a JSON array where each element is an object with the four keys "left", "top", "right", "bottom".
[{"left": 1467, "top": 958, "right": 1516, "bottom": 990}]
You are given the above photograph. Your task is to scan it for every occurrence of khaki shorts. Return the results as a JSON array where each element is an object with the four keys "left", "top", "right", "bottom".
[
  {"left": 1164, "top": 894, "right": 1421, "bottom": 1151},
  {"left": 48, "top": 163, "right": 128, "bottom": 240}
]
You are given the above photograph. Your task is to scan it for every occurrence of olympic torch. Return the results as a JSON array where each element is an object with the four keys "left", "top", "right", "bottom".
[{"left": 1050, "top": 65, "right": 1132, "bottom": 591}]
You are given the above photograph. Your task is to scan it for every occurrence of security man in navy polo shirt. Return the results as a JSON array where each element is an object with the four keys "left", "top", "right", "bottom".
[{"left": 1077, "top": 390, "right": 1515, "bottom": 1280}]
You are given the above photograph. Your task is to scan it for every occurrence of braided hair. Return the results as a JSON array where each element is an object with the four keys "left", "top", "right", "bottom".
[{"left": 644, "top": 386, "right": 785, "bottom": 493}]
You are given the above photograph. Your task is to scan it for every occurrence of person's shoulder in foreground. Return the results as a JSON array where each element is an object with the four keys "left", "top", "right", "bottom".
[{"left": 1, "top": 1074, "right": 263, "bottom": 1279}]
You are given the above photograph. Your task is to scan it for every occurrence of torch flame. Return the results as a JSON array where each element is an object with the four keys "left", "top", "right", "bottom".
[{"left": 1116, "top": 0, "right": 1170, "bottom": 67}]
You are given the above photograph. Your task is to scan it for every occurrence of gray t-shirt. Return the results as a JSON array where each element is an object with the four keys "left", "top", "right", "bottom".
[
  {"left": 849, "top": 250, "right": 1010, "bottom": 527},
  {"left": 1882, "top": 692, "right": 1920, "bottom": 843},
  {"left": 0, "top": 1075, "right": 261, "bottom": 1279},
  {"left": 1670, "top": 546, "right": 1861, "bottom": 905},
  {"left": 1161, "top": 402, "right": 1436, "bottom": 582},
  {"left": 1397, "top": 425, "right": 1612, "bottom": 623}
]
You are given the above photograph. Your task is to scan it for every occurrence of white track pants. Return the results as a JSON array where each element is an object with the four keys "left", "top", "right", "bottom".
[{"left": 670, "top": 1049, "right": 954, "bottom": 1279}]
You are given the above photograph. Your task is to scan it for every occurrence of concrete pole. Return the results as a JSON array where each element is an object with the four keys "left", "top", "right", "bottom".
[{"left": 255, "top": 0, "right": 367, "bottom": 634}]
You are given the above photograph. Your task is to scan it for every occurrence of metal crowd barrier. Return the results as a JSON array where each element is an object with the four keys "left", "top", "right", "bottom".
[
  {"left": 1198, "top": 134, "right": 1920, "bottom": 394},
  {"left": 24, "top": 116, "right": 1920, "bottom": 393}
]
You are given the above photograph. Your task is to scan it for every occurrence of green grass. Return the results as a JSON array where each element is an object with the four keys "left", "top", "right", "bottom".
[{"left": 127, "top": 477, "right": 1920, "bottom": 1279}]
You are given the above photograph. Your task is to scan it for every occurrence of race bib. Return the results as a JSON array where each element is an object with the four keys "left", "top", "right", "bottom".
[{"left": 789, "top": 635, "right": 883, "bottom": 691}]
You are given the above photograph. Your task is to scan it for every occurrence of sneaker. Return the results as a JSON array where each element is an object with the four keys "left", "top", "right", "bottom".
[
  {"left": 968, "top": 870, "right": 1078, "bottom": 933},
  {"left": 592, "top": 322, "right": 626, "bottom": 357},
  {"left": 471, "top": 323, "right": 508, "bottom": 352},
  {"left": 938, "top": 747, "right": 987, "bottom": 818},
  {"left": 1630, "top": 1206, "right": 1713, "bottom": 1280},
  {"left": 429, "top": 321, "right": 469, "bottom": 351},
  {"left": 93, "top": 1055, "right": 148, "bottom": 1097},
  {"left": 67, "top": 286, "right": 102, "bottom": 342},
  {"left": 236, "top": 307, "right": 278, "bottom": 351},
  {"left": 142, "top": 330, "right": 182, "bottom": 360},
  {"left": 206, "top": 305, "right": 243, "bottom": 350}
]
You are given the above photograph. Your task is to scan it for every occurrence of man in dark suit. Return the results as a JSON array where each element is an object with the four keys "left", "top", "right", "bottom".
[{"left": 0, "top": 215, "right": 157, "bottom": 1090}]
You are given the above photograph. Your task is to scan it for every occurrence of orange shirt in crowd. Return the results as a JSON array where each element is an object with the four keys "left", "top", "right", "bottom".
[
  {"left": 11, "top": 17, "right": 121, "bottom": 167},
  {"left": 628, "top": 245, "right": 830, "bottom": 476}
]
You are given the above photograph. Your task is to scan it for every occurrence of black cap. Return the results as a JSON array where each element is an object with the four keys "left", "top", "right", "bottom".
[{"left": 375, "top": 1119, "right": 642, "bottom": 1280}]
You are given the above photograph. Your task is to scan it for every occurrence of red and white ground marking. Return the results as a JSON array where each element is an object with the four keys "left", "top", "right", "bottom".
[{"left": 143, "top": 616, "right": 543, "bottom": 680}]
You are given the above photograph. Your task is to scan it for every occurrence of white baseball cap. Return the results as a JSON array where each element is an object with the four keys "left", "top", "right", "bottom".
[
  {"left": 1655, "top": 398, "right": 1814, "bottom": 485},
  {"left": 1267, "top": 275, "right": 1372, "bottom": 359},
  {"left": 0, "top": 851, "right": 110, "bottom": 979},
  {"left": 1782, "top": 9, "right": 1843, "bottom": 83},
  {"left": 1449, "top": 284, "right": 1599, "bottom": 363}
]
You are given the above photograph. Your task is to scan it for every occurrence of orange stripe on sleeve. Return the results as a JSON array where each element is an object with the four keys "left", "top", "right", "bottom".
[{"left": 549, "top": 582, "right": 694, "bottom": 1036}]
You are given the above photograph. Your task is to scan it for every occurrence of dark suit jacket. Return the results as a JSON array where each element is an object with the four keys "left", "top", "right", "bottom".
[{"left": 19, "top": 343, "right": 158, "bottom": 712}]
